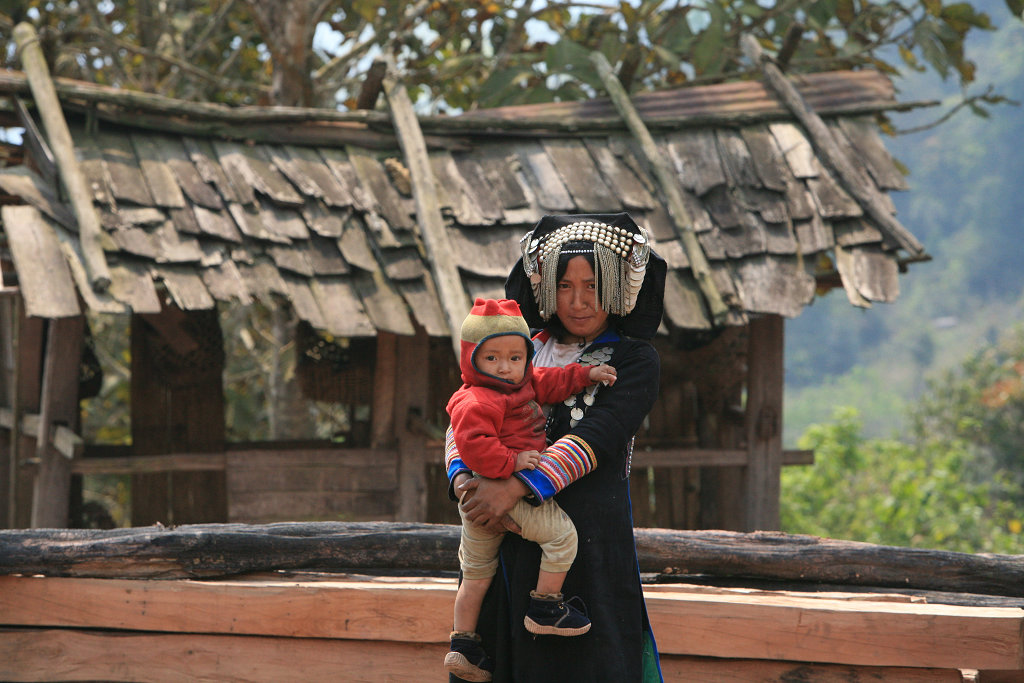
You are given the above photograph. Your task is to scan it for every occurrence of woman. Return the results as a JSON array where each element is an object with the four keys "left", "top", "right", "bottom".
[{"left": 446, "top": 213, "right": 667, "bottom": 682}]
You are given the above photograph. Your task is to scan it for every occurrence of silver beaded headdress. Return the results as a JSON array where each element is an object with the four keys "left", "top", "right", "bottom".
[{"left": 519, "top": 219, "right": 652, "bottom": 321}]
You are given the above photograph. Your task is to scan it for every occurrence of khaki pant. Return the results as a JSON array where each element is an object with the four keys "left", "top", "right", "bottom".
[{"left": 458, "top": 490, "right": 578, "bottom": 580}]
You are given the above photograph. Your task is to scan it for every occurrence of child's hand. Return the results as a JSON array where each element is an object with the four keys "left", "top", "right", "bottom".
[
  {"left": 515, "top": 450, "right": 541, "bottom": 471},
  {"left": 588, "top": 363, "right": 617, "bottom": 386}
]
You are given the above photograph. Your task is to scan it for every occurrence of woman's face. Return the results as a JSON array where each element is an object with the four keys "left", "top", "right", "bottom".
[{"left": 556, "top": 256, "right": 610, "bottom": 341}]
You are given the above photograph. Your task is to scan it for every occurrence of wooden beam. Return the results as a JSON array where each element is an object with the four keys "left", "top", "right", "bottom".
[
  {"left": 3, "top": 524, "right": 1024, "bottom": 598},
  {"left": 740, "top": 35, "right": 925, "bottom": 257},
  {"left": 632, "top": 447, "right": 812, "bottom": 468},
  {"left": 590, "top": 50, "right": 731, "bottom": 326},
  {"left": 1, "top": 575, "right": 1022, "bottom": 671},
  {"left": 394, "top": 327, "right": 430, "bottom": 521},
  {"left": 379, "top": 56, "right": 469, "bottom": 358},
  {"left": 743, "top": 314, "right": 784, "bottom": 531},
  {"left": 0, "top": 629, "right": 446, "bottom": 683},
  {"left": 0, "top": 411, "right": 84, "bottom": 462},
  {"left": 71, "top": 452, "right": 227, "bottom": 475},
  {"left": 13, "top": 23, "right": 111, "bottom": 292},
  {"left": 30, "top": 315, "right": 85, "bottom": 528}
]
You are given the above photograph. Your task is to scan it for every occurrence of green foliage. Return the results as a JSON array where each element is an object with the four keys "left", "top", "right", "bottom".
[{"left": 782, "top": 407, "right": 1023, "bottom": 553}]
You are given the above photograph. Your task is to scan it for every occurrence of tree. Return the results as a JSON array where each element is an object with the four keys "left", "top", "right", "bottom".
[
  {"left": 782, "top": 406, "right": 1022, "bottom": 553},
  {"left": 2, "top": 0, "right": 1017, "bottom": 117},
  {"left": 910, "top": 323, "right": 1024, "bottom": 492}
]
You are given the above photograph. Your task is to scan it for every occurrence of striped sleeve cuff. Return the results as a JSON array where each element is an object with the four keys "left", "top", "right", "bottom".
[
  {"left": 444, "top": 425, "right": 471, "bottom": 500},
  {"left": 516, "top": 434, "right": 596, "bottom": 502}
]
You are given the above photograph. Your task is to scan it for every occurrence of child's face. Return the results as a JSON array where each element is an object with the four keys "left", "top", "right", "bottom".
[{"left": 476, "top": 335, "right": 528, "bottom": 383}]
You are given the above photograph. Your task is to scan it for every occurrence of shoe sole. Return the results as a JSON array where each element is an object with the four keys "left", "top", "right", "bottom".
[
  {"left": 523, "top": 616, "right": 592, "bottom": 636},
  {"left": 444, "top": 652, "right": 493, "bottom": 682}
]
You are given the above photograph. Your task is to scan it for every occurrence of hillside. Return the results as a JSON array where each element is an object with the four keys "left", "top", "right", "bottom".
[{"left": 783, "top": 1, "right": 1024, "bottom": 445}]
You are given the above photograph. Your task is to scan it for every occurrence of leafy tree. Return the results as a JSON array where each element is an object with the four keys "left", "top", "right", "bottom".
[
  {"left": 2, "top": 0, "right": 1016, "bottom": 115},
  {"left": 910, "top": 323, "right": 1024, "bottom": 492},
  {"left": 782, "top": 406, "right": 1022, "bottom": 553}
]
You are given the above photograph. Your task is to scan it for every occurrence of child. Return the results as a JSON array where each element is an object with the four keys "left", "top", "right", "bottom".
[{"left": 443, "top": 298, "right": 617, "bottom": 682}]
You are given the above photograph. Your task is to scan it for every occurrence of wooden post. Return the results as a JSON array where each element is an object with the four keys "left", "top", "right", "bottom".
[
  {"left": 1, "top": 298, "right": 45, "bottom": 528},
  {"left": 379, "top": 56, "right": 470, "bottom": 358},
  {"left": 743, "top": 315, "right": 784, "bottom": 531},
  {"left": 13, "top": 22, "right": 111, "bottom": 292},
  {"left": 370, "top": 328, "right": 430, "bottom": 521},
  {"left": 740, "top": 34, "right": 925, "bottom": 257},
  {"left": 30, "top": 316, "right": 85, "bottom": 528},
  {"left": 589, "top": 50, "right": 730, "bottom": 326},
  {"left": 394, "top": 327, "right": 430, "bottom": 521}
]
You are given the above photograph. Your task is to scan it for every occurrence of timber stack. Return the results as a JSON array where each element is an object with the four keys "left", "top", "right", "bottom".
[{"left": 1, "top": 522, "right": 1022, "bottom": 682}]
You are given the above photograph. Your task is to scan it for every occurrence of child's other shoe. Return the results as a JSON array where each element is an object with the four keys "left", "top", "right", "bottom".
[{"left": 444, "top": 631, "right": 494, "bottom": 682}]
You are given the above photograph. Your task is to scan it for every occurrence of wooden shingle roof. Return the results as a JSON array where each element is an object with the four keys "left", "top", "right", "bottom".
[{"left": 0, "top": 68, "right": 925, "bottom": 338}]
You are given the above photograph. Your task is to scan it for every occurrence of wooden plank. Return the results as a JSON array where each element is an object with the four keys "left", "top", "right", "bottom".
[
  {"left": 267, "top": 241, "right": 315, "bottom": 277},
  {"left": 280, "top": 273, "right": 326, "bottom": 330},
  {"left": 300, "top": 199, "right": 347, "bottom": 238},
  {"left": 95, "top": 127, "right": 154, "bottom": 206},
  {"left": 585, "top": 137, "right": 658, "bottom": 210},
  {"left": 237, "top": 259, "right": 289, "bottom": 305},
  {"left": 30, "top": 316, "right": 85, "bottom": 528},
  {"left": 739, "top": 125, "right": 789, "bottom": 192},
  {"left": 836, "top": 117, "right": 909, "bottom": 191},
  {"left": 837, "top": 244, "right": 900, "bottom": 304},
  {"left": 428, "top": 151, "right": 488, "bottom": 225},
  {"left": 346, "top": 147, "right": 415, "bottom": 231},
  {"left": 733, "top": 256, "right": 816, "bottom": 318},
  {"left": 182, "top": 136, "right": 248, "bottom": 204},
  {"left": 716, "top": 128, "right": 762, "bottom": 187},
  {"left": 71, "top": 453, "right": 227, "bottom": 475},
  {"left": 446, "top": 224, "right": 523, "bottom": 278},
  {"left": 2, "top": 576, "right": 1023, "bottom": 670},
  {"left": 200, "top": 259, "right": 253, "bottom": 305},
  {"left": 352, "top": 270, "right": 415, "bottom": 336},
  {"left": 394, "top": 328, "right": 430, "bottom": 521},
  {"left": 0, "top": 628, "right": 446, "bottom": 683},
  {"left": 806, "top": 159, "right": 863, "bottom": 219},
  {"left": 541, "top": 137, "right": 616, "bottom": 212},
  {"left": 395, "top": 277, "right": 448, "bottom": 337},
  {"left": 659, "top": 655, "right": 964, "bottom": 682},
  {"left": 108, "top": 259, "right": 162, "bottom": 314},
  {"left": 309, "top": 277, "right": 376, "bottom": 337},
  {"left": 0, "top": 166, "right": 77, "bottom": 230},
  {"left": 230, "top": 490, "right": 396, "bottom": 523},
  {"left": 227, "top": 201, "right": 289, "bottom": 243},
  {"left": 151, "top": 134, "right": 224, "bottom": 210},
  {"left": 212, "top": 139, "right": 303, "bottom": 207},
  {"left": 649, "top": 589, "right": 1024, "bottom": 670},
  {"left": 743, "top": 314, "right": 784, "bottom": 532},
  {"left": 130, "top": 132, "right": 187, "bottom": 208},
  {"left": 257, "top": 196, "right": 311, "bottom": 240},
  {"left": 191, "top": 203, "right": 243, "bottom": 242},
  {"left": 450, "top": 154, "right": 506, "bottom": 222},
  {"left": 306, "top": 234, "right": 350, "bottom": 275},
  {"left": 769, "top": 122, "right": 818, "bottom": 178},
  {"left": 514, "top": 140, "right": 575, "bottom": 211},
  {"left": 665, "top": 129, "right": 727, "bottom": 195},
  {"left": 156, "top": 265, "right": 215, "bottom": 310},
  {"left": 276, "top": 144, "right": 354, "bottom": 207},
  {"left": 1, "top": 206, "right": 80, "bottom": 318},
  {"left": 662, "top": 270, "right": 712, "bottom": 330},
  {"left": 318, "top": 147, "right": 374, "bottom": 212},
  {"left": 337, "top": 215, "right": 380, "bottom": 271}
]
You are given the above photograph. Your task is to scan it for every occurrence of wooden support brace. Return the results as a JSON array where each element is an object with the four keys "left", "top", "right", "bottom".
[
  {"left": 589, "top": 50, "right": 731, "bottom": 326},
  {"left": 13, "top": 22, "right": 111, "bottom": 293},
  {"left": 379, "top": 56, "right": 470, "bottom": 358},
  {"left": 740, "top": 35, "right": 925, "bottom": 257}
]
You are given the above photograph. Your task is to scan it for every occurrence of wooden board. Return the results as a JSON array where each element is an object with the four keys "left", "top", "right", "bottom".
[
  {"left": 1, "top": 206, "right": 79, "bottom": 318},
  {"left": 0, "top": 629, "right": 445, "bottom": 683},
  {"left": 1, "top": 575, "right": 1022, "bottom": 671}
]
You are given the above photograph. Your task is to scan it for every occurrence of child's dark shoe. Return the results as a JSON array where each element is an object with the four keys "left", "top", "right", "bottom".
[
  {"left": 524, "top": 591, "right": 592, "bottom": 636},
  {"left": 444, "top": 631, "right": 494, "bottom": 682}
]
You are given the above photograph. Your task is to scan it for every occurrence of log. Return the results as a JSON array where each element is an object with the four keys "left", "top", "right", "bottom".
[{"left": 1, "top": 523, "right": 1023, "bottom": 598}]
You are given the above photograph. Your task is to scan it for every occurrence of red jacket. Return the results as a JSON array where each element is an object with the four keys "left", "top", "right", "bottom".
[{"left": 446, "top": 335, "right": 592, "bottom": 479}]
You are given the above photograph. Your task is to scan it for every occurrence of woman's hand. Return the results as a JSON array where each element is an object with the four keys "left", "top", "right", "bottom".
[{"left": 458, "top": 476, "right": 528, "bottom": 534}]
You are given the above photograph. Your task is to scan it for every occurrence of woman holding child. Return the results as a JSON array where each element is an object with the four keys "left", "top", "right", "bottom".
[{"left": 446, "top": 213, "right": 667, "bottom": 682}]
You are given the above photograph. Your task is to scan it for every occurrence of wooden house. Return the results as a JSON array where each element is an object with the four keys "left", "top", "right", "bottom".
[{"left": 0, "top": 44, "right": 928, "bottom": 532}]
